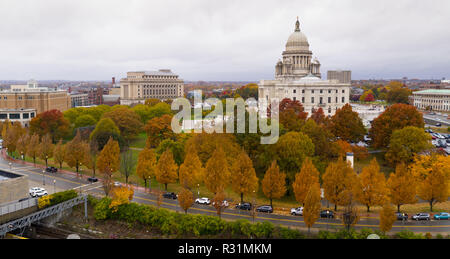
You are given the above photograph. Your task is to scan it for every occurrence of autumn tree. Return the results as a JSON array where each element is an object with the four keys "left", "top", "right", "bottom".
[
  {"left": 303, "top": 183, "right": 322, "bottom": 234},
  {"left": 26, "top": 134, "right": 41, "bottom": 165},
  {"left": 379, "top": 200, "right": 397, "bottom": 233},
  {"left": 386, "top": 87, "right": 412, "bottom": 104},
  {"left": 204, "top": 147, "right": 230, "bottom": 194},
  {"left": 53, "top": 139, "right": 67, "bottom": 169},
  {"left": 102, "top": 106, "right": 143, "bottom": 140},
  {"left": 310, "top": 108, "right": 325, "bottom": 125},
  {"left": 387, "top": 163, "right": 417, "bottom": 212},
  {"left": 262, "top": 160, "right": 287, "bottom": 207},
  {"left": 328, "top": 104, "right": 366, "bottom": 143},
  {"left": 74, "top": 114, "right": 97, "bottom": 129},
  {"left": 109, "top": 186, "right": 134, "bottom": 212},
  {"left": 278, "top": 98, "right": 308, "bottom": 131},
  {"left": 155, "top": 139, "right": 185, "bottom": 166},
  {"left": 65, "top": 130, "right": 90, "bottom": 175},
  {"left": 144, "top": 114, "right": 175, "bottom": 148},
  {"left": 39, "top": 134, "right": 54, "bottom": 167},
  {"left": 301, "top": 119, "right": 339, "bottom": 160},
  {"left": 231, "top": 149, "right": 259, "bottom": 203},
  {"left": 341, "top": 192, "right": 360, "bottom": 231},
  {"left": 410, "top": 155, "right": 450, "bottom": 211},
  {"left": 4, "top": 123, "right": 23, "bottom": 155},
  {"left": 29, "top": 109, "right": 70, "bottom": 142},
  {"left": 212, "top": 191, "right": 227, "bottom": 219},
  {"left": 155, "top": 149, "right": 178, "bottom": 191},
  {"left": 97, "top": 137, "right": 121, "bottom": 196},
  {"left": 274, "top": 131, "right": 315, "bottom": 194},
  {"left": 179, "top": 145, "right": 204, "bottom": 189},
  {"left": 89, "top": 118, "right": 122, "bottom": 151},
  {"left": 120, "top": 148, "right": 136, "bottom": 184},
  {"left": 369, "top": 104, "right": 424, "bottom": 149},
  {"left": 292, "top": 157, "right": 320, "bottom": 206},
  {"left": 178, "top": 188, "right": 194, "bottom": 214},
  {"left": 16, "top": 133, "right": 29, "bottom": 160},
  {"left": 322, "top": 159, "right": 357, "bottom": 211},
  {"left": 88, "top": 140, "right": 99, "bottom": 177},
  {"left": 385, "top": 126, "right": 432, "bottom": 166},
  {"left": 354, "top": 158, "right": 388, "bottom": 212},
  {"left": 136, "top": 147, "right": 157, "bottom": 189}
]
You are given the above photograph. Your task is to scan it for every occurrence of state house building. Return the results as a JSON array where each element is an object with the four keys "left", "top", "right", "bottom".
[
  {"left": 258, "top": 18, "right": 350, "bottom": 116},
  {"left": 120, "top": 69, "right": 184, "bottom": 106}
]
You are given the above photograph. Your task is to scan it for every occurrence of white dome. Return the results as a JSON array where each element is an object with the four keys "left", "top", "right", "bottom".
[{"left": 285, "top": 19, "right": 309, "bottom": 51}]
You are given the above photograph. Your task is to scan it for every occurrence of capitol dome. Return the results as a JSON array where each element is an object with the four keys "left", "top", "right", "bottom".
[{"left": 285, "top": 19, "right": 309, "bottom": 52}]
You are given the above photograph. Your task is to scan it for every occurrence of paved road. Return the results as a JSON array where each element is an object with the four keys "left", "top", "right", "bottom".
[{"left": 2, "top": 155, "right": 450, "bottom": 234}]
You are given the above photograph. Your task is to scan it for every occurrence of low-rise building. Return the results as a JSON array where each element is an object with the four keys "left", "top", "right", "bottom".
[
  {"left": 120, "top": 69, "right": 184, "bottom": 106},
  {"left": 411, "top": 89, "right": 450, "bottom": 112},
  {"left": 0, "top": 108, "right": 36, "bottom": 127}
]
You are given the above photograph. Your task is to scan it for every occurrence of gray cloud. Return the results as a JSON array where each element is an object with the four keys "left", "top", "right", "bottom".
[{"left": 0, "top": 0, "right": 449, "bottom": 81}]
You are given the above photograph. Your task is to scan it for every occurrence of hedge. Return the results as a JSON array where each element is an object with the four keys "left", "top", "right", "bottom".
[{"left": 38, "top": 190, "right": 78, "bottom": 209}]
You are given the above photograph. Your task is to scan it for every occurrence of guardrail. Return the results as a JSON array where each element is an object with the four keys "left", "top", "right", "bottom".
[
  {"left": 0, "top": 198, "right": 38, "bottom": 216},
  {"left": 0, "top": 195, "right": 87, "bottom": 237}
]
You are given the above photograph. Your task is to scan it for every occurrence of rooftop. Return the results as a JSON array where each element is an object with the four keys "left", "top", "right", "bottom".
[{"left": 414, "top": 89, "right": 450, "bottom": 95}]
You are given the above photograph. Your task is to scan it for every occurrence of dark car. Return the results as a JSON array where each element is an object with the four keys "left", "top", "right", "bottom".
[
  {"left": 235, "top": 202, "right": 252, "bottom": 210},
  {"left": 163, "top": 192, "right": 177, "bottom": 200},
  {"left": 396, "top": 212, "right": 408, "bottom": 221},
  {"left": 87, "top": 177, "right": 98, "bottom": 183},
  {"left": 45, "top": 167, "right": 58, "bottom": 173},
  {"left": 256, "top": 205, "right": 273, "bottom": 213},
  {"left": 320, "top": 210, "right": 334, "bottom": 218},
  {"left": 412, "top": 213, "right": 430, "bottom": 221},
  {"left": 436, "top": 123, "right": 442, "bottom": 127}
]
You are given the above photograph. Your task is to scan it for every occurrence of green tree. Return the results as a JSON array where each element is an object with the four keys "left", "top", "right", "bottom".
[{"left": 74, "top": 114, "right": 97, "bottom": 129}]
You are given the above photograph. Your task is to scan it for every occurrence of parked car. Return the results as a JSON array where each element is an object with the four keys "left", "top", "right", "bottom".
[
  {"left": 163, "top": 192, "right": 178, "bottom": 200},
  {"left": 212, "top": 200, "right": 229, "bottom": 207},
  {"left": 87, "top": 177, "right": 98, "bottom": 183},
  {"left": 395, "top": 212, "right": 408, "bottom": 221},
  {"left": 195, "top": 197, "right": 211, "bottom": 205},
  {"left": 435, "top": 123, "right": 442, "bottom": 127},
  {"left": 425, "top": 129, "right": 433, "bottom": 133},
  {"left": 29, "top": 187, "right": 46, "bottom": 197},
  {"left": 256, "top": 205, "right": 273, "bottom": 213},
  {"left": 235, "top": 202, "right": 252, "bottom": 210},
  {"left": 436, "top": 139, "right": 447, "bottom": 148},
  {"left": 113, "top": 181, "right": 122, "bottom": 187},
  {"left": 412, "top": 213, "right": 430, "bottom": 221},
  {"left": 320, "top": 210, "right": 334, "bottom": 218},
  {"left": 290, "top": 207, "right": 303, "bottom": 216},
  {"left": 45, "top": 167, "right": 58, "bottom": 173},
  {"left": 433, "top": 212, "right": 450, "bottom": 220}
]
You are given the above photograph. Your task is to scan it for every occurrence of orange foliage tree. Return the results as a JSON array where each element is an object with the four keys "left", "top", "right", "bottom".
[
  {"left": 109, "top": 186, "right": 134, "bottom": 212},
  {"left": 204, "top": 147, "right": 230, "bottom": 194},
  {"left": 97, "top": 137, "right": 121, "bottom": 196},
  {"left": 292, "top": 157, "right": 320, "bottom": 206},
  {"left": 387, "top": 163, "right": 417, "bottom": 212},
  {"left": 155, "top": 149, "right": 178, "bottom": 191},
  {"left": 136, "top": 147, "right": 157, "bottom": 189},
  {"left": 354, "top": 158, "right": 388, "bottom": 212},
  {"left": 144, "top": 114, "right": 175, "bottom": 148},
  {"left": 303, "top": 183, "right": 322, "bottom": 234},
  {"left": 322, "top": 159, "right": 357, "bottom": 211},
  {"left": 379, "top": 200, "right": 397, "bottom": 233},
  {"left": 178, "top": 188, "right": 194, "bottom": 214},
  {"left": 262, "top": 160, "right": 287, "bottom": 207},
  {"left": 231, "top": 149, "right": 258, "bottom": 203},
  {"left": 179, "top": 145, "right": 204, "bottom": 189}
]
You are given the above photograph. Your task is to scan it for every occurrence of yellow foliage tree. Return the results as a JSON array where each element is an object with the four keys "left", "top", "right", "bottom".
[
  {"left": 231, "top": 149, "right": 258, "bottom": 203},
  {"left": 379, "top": 200, "right": 396, "bottom": 233},
  {"left": 387, "top": 163, "right": 417, "bottom": 212},
  {"left": 212, "top": 191, "right": 226, "bottom": 218},
  {"left": 136, "top": 147, "right": 157, "bottom": 189},
  {"left": 262, "top": 160, "right": 287, "bottom": 207},
  {"left": 97, "top": 137, "right": 121, "bottom": 196},
  {"left": 204, "top": 147, "right": 230, "bottom": 194},
  {"left": 303, "top": 183, "right": 322, "bottom": 234},
  {"left": 109, "top": 186, "right": 134, "bottom": 212},
  {"left": 410, "top": 155, "right": 450, "bottom": 211},
  {"left": 292, "top": 157, "right": 320, "bottom": 206},
  {"left": 53, "top": 139, "right": 67, "bottom": 169},
  {"left": 65, "top": 130, "right": 90, "bottom": 175},
  {"left": 354, "top": 158, "right": 388, "bottom": 212},
  {"left": 155, "top": 149, "right": 178, "bottom": 191},
  {"left": 39, "top": 134, "right": 54, "bottom": 167},
  {"left": 178, "top": 188, "right": 194, "bottom": 214},
  {"left": 322, "top": 159, "right": 357, "bottom": 211},
  {"left": 27, "top": 134, "right": 41, "bottom": 165},
  {"left": 179, "top": 145, "right": 204, "bottom": 189}
]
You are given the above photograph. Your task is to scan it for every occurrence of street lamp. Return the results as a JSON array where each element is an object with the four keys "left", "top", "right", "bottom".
[
  {"left": 53, "top": 179, "right": 56, "bottom": 194},
  {"left": 42, "top": 170, "right": 45, "bottom": 185},
  {"left": 197, "top": 184, "right": 200, "bottom": 199},
  {"left": 9, "top": 162, "right": 12, "bottom": 170},
  {"left": 45, "top": 155, "right": 48, "bottom": 167}
]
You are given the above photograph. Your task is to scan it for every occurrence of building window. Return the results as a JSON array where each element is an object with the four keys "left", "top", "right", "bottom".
[
  {"left": 9, "top": 113, "right": 20, "bottom": 119},
  {"left": 293, "top": 89, "right": 296, "bottom": 94},
  {"left": 342, "top": 90, "right": 345, "bottom": 93},
  {"left": 31, "top": 113, "right": 35, "bottom": 118},
  {"left": 293, "top": 97, "right": 296, "bottom": 101},
  {"left": 302, "top": 97, "right": 305, "bottom": 103},
  {"left": 302, "top": 90, "right": 305, "bottom": 94},
  {"left": 312, "top": 90, "right": 315, "bottom": 94},
  {"left": 311, "top": 97, "right": 314, "bottom": 103},
  {"left": 320, "top": 90, "right": 323, "bottom": 94},
  {"left": 328, "top": 97, "right": 331, "bottom": 103},
  {"left": 320, "top": 97, "right": 323, "bottom": 104},
  {"left": 0, "top": 114, "right": 6, "bottom": 119},
  {"left": 342, "top": 97, "right": 345, "bottom": 103},
  {"left": 23, "top": 113, "right": 29, "bottom": 119}
]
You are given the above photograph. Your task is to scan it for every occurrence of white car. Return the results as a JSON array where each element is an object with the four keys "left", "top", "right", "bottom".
[
  {"left": 114, "top": 181, "right": 122, "bottom": 187},
  {"left": 290, "top": 207, "right": 303, "bottom": 216},
  {"left": 212, "top": 200, "right": 229, "bottom": 207},
  {"left": 195, "top": 197, "right": 211, "bottom": 205},
  {"left": 29, "top": 187, "right": 47, "bottom": 197}
]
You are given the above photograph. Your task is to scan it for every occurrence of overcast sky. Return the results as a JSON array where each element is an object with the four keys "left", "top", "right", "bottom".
[{"left": 0, "top": 0, "right": 449, "bottom": 81}]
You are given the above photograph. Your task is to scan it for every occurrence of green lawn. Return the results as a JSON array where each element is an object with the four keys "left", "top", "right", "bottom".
[
  {"left": 129, "top": 132, "right": 147, "bottom": 149},
  {"left": 353, "top": 151, "right": 394, "bottom": 177}
]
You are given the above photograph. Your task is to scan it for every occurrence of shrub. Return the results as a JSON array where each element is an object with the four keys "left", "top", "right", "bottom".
[
  {"left": 395, "top": 230, "right": 425, "bottom": 239},
  {"left": 38, "top": 195, "right": 51, "bottom": 209},
  {"left": 93, "top": 197, "right": 112, "bottom": 220},
  {"left": 49, "top": 190, "right": 78, "bottom": 206}
]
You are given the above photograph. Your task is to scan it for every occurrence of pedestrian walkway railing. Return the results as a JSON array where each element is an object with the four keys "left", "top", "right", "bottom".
[
  {"left": 0, "top": 198, "right": 38, "bottom": 216},
  {"left": 0, "top": 195, "right": 87, "bottom": 237}
]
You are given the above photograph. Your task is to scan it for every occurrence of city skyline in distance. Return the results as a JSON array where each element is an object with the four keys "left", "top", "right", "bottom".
[{"left": 0, "top": 0, "right": 449, "bottom": 81}]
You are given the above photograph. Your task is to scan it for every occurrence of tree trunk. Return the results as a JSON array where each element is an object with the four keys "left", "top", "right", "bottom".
[
  {"left": 144, "top": 179, "right": 147, "bottom": 190},
  {"left": 241, "top": 193, "right": 244, "bottom": 203},
  {"left": 334, "top": 204, "right": 337, "bottom": 211},
  {"left": 270, "top": 198, "right": 273, "bottom": 207},
  {"left": 397, "top": 204, "right": 401, "bottom": 213},
  {"left": 59, "top": 162, "right": 63, "bottom": 169},
  {"left": 165, "top": 183, "right": 168, "bottom": 191},
  {"left": 430, "top": 200, "right": 433, "bottom": 212},
  {"left": 367, "top": 205, "right": 370, "bottom": 213},
  {"left": 33, "top": 157, "right": 36, "bottom": 165}
]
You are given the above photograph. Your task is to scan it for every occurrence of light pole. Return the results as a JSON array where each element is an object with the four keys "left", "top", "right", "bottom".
[
  {"left": 252, "top": 190, "right": 256, "bottom": 223},
  {"left": 197, "top": 184, "right": 200, "bottom": 199},
  {"left": 45, "top": 155, "right": 48, "bottom": 168},
  {"left": 53, "top": 179, "right": 56, "bottom": 194},
  {"left": 42, "top": 170, "right": 45, "bottom": 185},
  {"left": 9, "top": 162, "right": 12, "bottom": 170}
]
